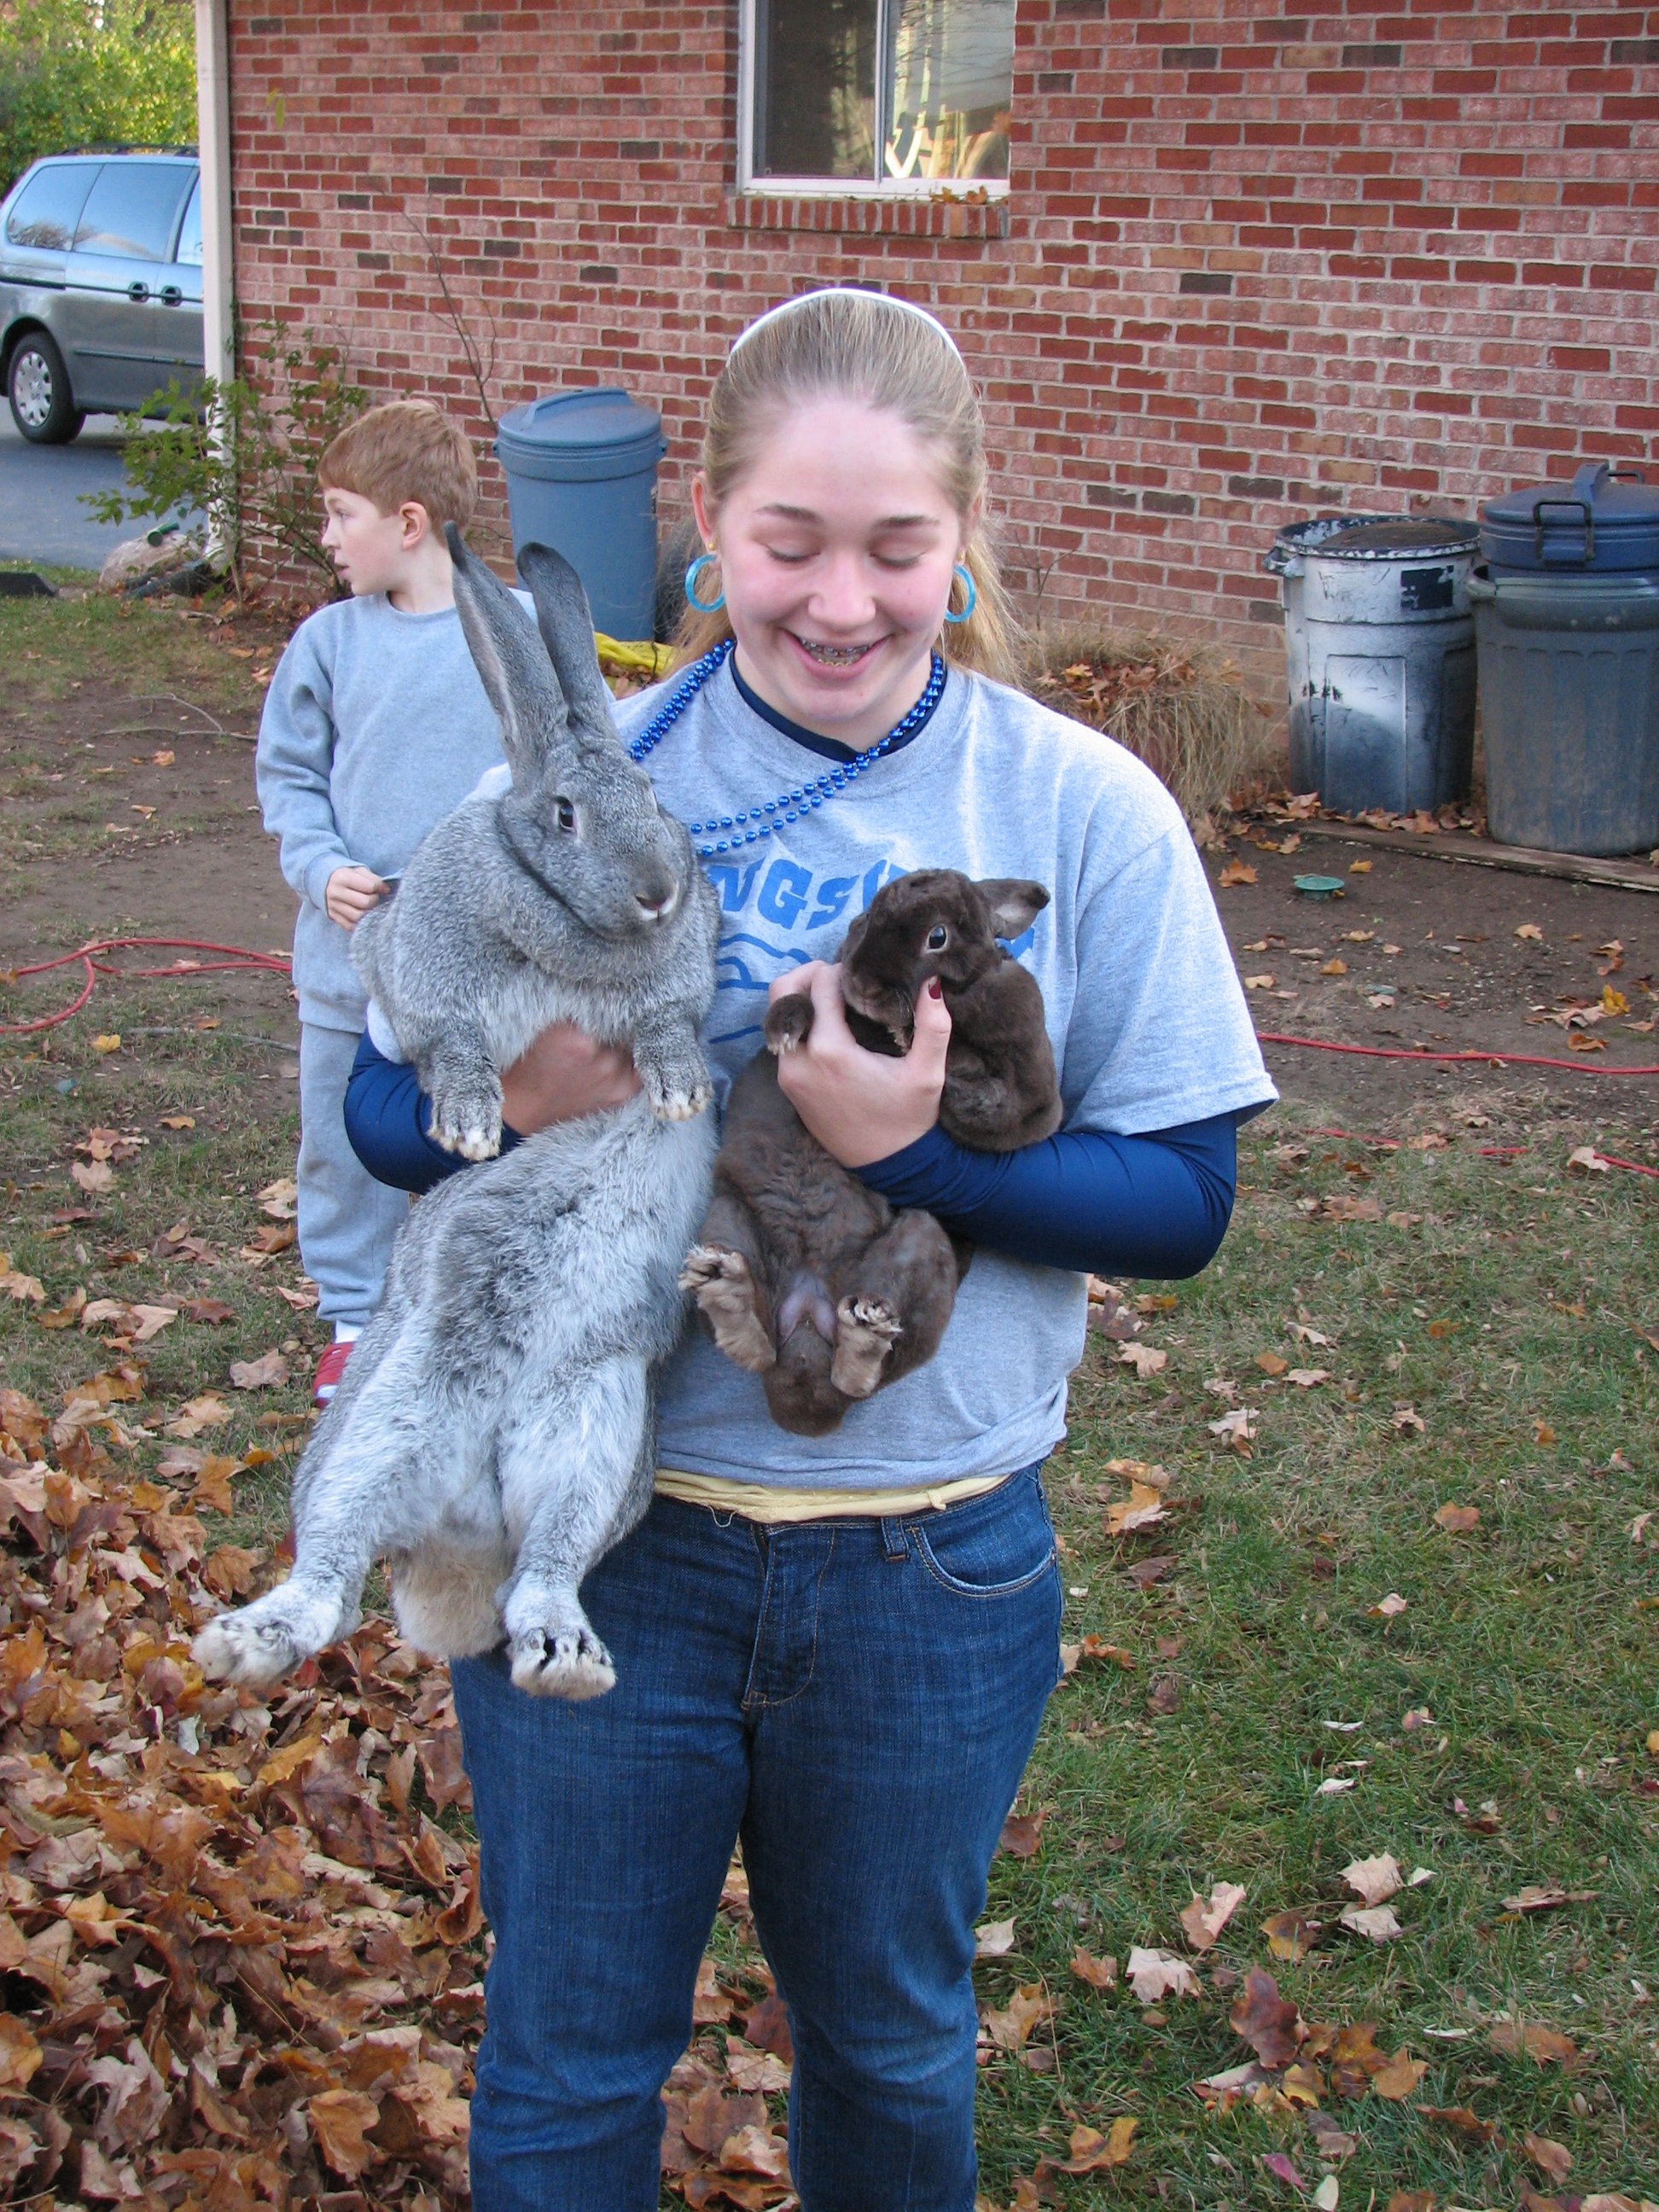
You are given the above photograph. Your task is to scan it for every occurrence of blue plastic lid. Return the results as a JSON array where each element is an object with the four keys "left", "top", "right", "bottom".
[
  {"left": 1479, "top": 462, "right": 1659, "bottom": 574},
  {"left": 494, "top": 387, "right": 664, "bottom": 483}
]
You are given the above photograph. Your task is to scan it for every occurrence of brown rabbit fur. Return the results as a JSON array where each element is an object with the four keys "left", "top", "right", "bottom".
[
  {"left": 679, "top": 871, "right": 1062, "bottom": 1436},
  {"left": 768, "top": 871, "right": 1062, "bottom": 1148}
]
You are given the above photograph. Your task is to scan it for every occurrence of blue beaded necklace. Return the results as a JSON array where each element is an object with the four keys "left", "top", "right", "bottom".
[{"left": 626, "top": 637, "right": 947, "bottom": 859}]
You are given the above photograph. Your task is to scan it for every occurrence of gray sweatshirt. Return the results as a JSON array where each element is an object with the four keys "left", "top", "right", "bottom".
[
  {"left": 255, "top": 594, "right": 510, "bottom": 1029},
  {"left": 608, "top": 655, "right": 1277, "bottom": 1489}
]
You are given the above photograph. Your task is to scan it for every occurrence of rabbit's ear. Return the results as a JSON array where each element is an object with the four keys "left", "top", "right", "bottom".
[
  {"left": 975, "top": 879, "right": 1051, "bottom": 939},
  {"left": 448, "top": 524, "right": 569, "bottom": 783},
  {"left": 515, "top": 542, "right": 620, "bottom": 755}
]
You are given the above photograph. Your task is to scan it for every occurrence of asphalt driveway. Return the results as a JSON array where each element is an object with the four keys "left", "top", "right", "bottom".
[{"left": 0, "top": 411, "right": 139, "bottom": 571}]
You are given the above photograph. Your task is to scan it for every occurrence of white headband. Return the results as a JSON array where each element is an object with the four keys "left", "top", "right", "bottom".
[{"left": 729, "top": 288, "right": 963, "bottom": 360}]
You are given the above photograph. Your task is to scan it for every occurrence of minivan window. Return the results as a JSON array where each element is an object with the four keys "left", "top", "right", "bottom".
[
  {"left": 174, "top": 178, "right": 203, "bottom": 266},
  {"left": 73, "top": 161, "right": 194, "bottom": 262},
  {"left": 4, "top": 161, "right": 97, "bottom": 251}
]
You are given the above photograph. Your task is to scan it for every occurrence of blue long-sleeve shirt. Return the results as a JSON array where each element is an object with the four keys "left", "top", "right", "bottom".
[{"left": 343, "top": 1032, "right": 1236, "bottom": 1280}]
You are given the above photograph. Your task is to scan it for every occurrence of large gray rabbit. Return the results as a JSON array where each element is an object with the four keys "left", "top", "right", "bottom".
[{"left": 193, "top": 533, "right": 719, "bottom": 1701}]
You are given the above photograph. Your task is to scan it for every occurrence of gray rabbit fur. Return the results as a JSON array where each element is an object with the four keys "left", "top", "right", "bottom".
[
  {"left": 681, "top": 870, "right": 1058, "bottom": 1436},
  {"left": 193, "top": 532, "right": 719, "bottom": 1702}
]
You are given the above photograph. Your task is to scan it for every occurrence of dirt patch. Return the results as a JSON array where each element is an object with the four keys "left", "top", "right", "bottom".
[
  {"left": 1206, "top": 833, "right": 1658, "bottom": 1138},
  {"left": 1, "top": 667, "right": 298, "bottom": 1041}
]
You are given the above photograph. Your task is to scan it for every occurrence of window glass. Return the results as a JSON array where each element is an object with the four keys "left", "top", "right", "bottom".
[
  {"left": 72, "top": 161, "right": 193, "bottom": 262},
  {"left": 885, "top": 0, "right": 1013, "bottom": 181},
  {"left": 751, "top": 0, "right": 1013, "bottom": 185},
  {"left": 754, "top": 0, "right": 879, "bottom": 180},
  {"left": 4, "top": 161, "right": 98, "bottom": 251},
  {"left": 174, "top": 178, "right": 203, "bottom": 266}
]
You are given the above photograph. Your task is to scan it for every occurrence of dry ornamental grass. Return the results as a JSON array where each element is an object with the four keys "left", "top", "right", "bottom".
[{"left": 1023, "top": 626, "right": 1279, "bottom": 832}]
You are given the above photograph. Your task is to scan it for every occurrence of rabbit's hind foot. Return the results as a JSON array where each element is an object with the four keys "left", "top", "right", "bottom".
[
  {"left": 830, "top": 1295, "right": 903, "bottom": 1400},
  {"left": 508, "top": 1621, "right": 616, "bottom": 1702},
  {"left": 192, "top": 1581, "right": 355, "bottom": 1687},
  {"left": 680, "top": 1244, "right": 777, "bottom": 1372}
]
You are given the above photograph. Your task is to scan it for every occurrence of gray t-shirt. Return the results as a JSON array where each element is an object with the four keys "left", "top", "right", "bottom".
[
  {"left": 255, "top": 594, "right": 513, "bottom": 1030},
  {"left": 605, "top": 654, "right": 1276, "bottom": 1489}
]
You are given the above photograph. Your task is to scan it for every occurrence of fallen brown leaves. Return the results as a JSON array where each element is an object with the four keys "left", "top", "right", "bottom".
[
  {"left": 1490, "top": 2016, "right": 1580, "bottom": 2068},
  {"left": 0, "top": 1378, "right": 488, "bottom": 2208},
  {"left": 1040, "top": 2116, "right": 1135, "bottom": 2174},
  {"left": 1180, "top": 1881, "right": 1246, "bottom": 1953},
  {"left": 1195, "top": 1963, "right": 1433, "bottom": 2148},
  {"left": 661, "top": 2046, "right": 795, "bottom": 2209},
  {"left": 1068, "top": 1947, "right": 1117, "bottom": 1991}
]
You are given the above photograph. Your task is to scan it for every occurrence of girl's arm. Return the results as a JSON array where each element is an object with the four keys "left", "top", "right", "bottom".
[
  {"left": 854, "top": 1114, "right": 1237, "bottom": 1278},
  {"left": 767, "top": 958, "right": 1238, "bottom": 1277}
]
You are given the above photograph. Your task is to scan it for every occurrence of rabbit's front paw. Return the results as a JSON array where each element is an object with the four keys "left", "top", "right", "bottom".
[
  {"left": 763, "top": 994, "right": 814, "bottom": 1056},
  {"left": 680, "top": 1244, "right": 777, "bottom": 1371},
  {"left": 830, "top": 1295, "right": 903, "bottom": 1400},
  {"left": 428, "top": 1074, "right": 504, "bottom": 1160},
  {"left": 643, "top": 1058, "right": 713, "bottom": 1123}
]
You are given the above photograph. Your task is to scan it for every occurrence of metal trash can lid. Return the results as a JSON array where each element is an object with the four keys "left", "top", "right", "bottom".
[
  {"left": 1308, "top": 517, "right": 1479, "bottom": 559},
  {"left": 1479, "top": 462, "right": 1659, "bottom": 574},
  {"left": 494, "top": 387, "right": 665, "bottom": 483},
  {"left": 1262, "top": 512, "right": 1478, "bottom": 574}
]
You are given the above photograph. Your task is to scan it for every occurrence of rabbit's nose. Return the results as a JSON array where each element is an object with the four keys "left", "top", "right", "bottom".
[{"left": 636, "top": 883, "right": 679, "bottom": 923}]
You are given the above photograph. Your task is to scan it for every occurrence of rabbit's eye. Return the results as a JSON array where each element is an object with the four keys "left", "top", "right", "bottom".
[
  {"left": 556, "top": 799, "right": 576, "bottom": 833},
  {"left": 926, "top": 925, "right": 948, "bottom": 951}
]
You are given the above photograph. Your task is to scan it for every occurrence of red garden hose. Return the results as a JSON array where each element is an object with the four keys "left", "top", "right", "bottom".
[
  {"left": 1256, "top": 1030, "right": 1659, "bottom": 1080},
  {"left": 1, "top": 937, "right": 292, "bottom": 1037}
]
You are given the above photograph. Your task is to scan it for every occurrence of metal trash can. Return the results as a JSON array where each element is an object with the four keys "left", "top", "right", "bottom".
[
  {"left": 1263, "top": 515, "right": 1481, "bottom": 815},
  {"left": 1470, "top": 462, "right": 1659, "bottom": 857},
  {"left": 493, "top": 388, "right": 667, "bottom": 640}
]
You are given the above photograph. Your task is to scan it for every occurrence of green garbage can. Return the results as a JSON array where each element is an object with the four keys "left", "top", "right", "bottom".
[
  {"left": 494, "top": 388, "right": 666, "bottom": 641},
  {"left": 1472, "top": 463, "right": 1659, "bottom": 856}
]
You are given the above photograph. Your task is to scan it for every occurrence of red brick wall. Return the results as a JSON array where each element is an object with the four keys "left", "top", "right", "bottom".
[{"left": 230, "top": 1, "right": 1659, "bottom": 690}]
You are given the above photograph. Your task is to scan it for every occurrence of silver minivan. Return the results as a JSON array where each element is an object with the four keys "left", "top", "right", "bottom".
[{"left": 0, "top": 149, "right": 204, "bottom": 444}]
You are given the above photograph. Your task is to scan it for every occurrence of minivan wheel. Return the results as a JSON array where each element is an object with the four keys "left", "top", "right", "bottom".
[{"left": 8, "top": 332, "right": 84, "bottom": 445}]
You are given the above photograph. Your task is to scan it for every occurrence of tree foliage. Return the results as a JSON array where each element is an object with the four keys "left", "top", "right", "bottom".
[{"left": 0, "top": 0, "right": 195, "bottom": 196}]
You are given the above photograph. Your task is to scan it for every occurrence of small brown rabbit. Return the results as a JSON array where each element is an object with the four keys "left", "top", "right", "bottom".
[
  {"left": 680, "top": 871, "right": 1062, "bottom": 1436},
  {"left": 767, "top": 871, "right": 1062, "bottom": 1149}
]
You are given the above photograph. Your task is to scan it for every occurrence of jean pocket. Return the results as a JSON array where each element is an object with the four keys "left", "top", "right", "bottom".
[{"left": 911, "top": 1470, "right": 1057, "bottom": 1599}]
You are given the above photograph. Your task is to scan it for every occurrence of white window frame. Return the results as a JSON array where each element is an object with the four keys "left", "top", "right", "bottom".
[{"left": 736, "top": 0, "right": 1012, "bottom": 199}]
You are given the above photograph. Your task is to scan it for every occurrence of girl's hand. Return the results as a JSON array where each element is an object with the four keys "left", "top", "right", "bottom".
[
  {"left": 769, "top": 961, "right": 950, "bottom": 1167},
  {"left": 325, "top": 865, "right": 389, "bottom": 929},
  {"left": 499, "top": 1023, "right": 642, "bottom": 1134}
]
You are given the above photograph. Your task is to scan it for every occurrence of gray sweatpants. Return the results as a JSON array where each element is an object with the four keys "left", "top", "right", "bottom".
[{"left": 297, "top": 1021, "right": 410, "bottom": 1327}]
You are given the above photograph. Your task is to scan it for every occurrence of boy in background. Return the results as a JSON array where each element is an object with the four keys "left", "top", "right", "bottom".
[{"left": 257, "top": 400, "right": 507, "bottom": 1404}]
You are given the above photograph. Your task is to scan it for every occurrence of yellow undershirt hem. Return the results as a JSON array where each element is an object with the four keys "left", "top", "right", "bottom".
[{"left": 653, "top": 1468, "right": 1010, "bottom": 1523}]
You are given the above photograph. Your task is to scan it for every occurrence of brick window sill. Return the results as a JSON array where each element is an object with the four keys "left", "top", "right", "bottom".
[{"left": 724, "top": 191, "right": 1010, "bottom": 240}]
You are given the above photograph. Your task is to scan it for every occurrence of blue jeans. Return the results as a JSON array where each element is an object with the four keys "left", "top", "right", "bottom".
[{"left": 450, "top": 1465, "right": 1063, "bottom": 2212}]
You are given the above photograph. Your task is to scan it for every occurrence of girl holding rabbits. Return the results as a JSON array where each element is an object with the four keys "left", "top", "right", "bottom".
[{"left": 346, "top": 288, "right": 1275, "bottom": 2212}]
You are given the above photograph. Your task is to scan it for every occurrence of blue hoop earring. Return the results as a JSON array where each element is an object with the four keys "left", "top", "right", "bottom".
[
  {"left": 943, "top": 562, "right": 976, "bottom": 624},
  {"left": 684, "top": 551, "right": 725, "bottom": 613}
]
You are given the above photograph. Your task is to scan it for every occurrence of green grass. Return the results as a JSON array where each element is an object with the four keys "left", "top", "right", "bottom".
[
  {"left": 967, "top": 1115, "right": 1658, "bottom": 2207},
  {"left": 0, "top": 572, "right": 288, "bottom": 711},
  {"left": 1, "top": 993, "right": 317, "bottom": 1569}
]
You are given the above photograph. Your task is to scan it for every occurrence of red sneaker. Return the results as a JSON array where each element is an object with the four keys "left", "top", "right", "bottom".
[{"left": 313, "top": 1340, "right": 355, "bottom": 1406}]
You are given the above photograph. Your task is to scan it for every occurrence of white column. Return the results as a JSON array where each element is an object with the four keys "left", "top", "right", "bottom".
[{"left": 195, "top": 0, "right": 235, "bottom": 388}]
